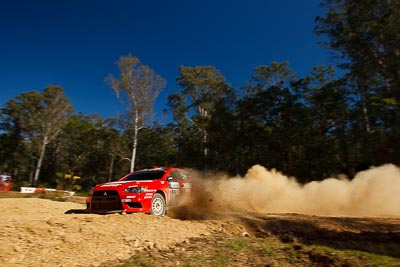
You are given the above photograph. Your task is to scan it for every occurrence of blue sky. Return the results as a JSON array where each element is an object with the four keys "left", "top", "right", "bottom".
[{"left": 0, "top": 0, "right": 332, "bottom": 122}]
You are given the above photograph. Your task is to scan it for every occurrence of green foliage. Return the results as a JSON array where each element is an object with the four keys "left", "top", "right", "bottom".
[
  {"left": 135, "top": 123, "right": 178, "bottom": 169},
  {"left": 315, "top": 0, "right": 400, "bottom": 172},
  {"left": 0, "top": 86, "right": 73, "bottom": 185},
  {"left": 229, "top": 239, "right": 247, "bottom": 251},
  {"left": 56, "top": 114, "right": 129, "bottom": 188},
  {"left": 168, "top": 65, "right": 235, "bottom": 171},
  {"left": 1, "top": 2, "right": 400, "bottom": 187}
]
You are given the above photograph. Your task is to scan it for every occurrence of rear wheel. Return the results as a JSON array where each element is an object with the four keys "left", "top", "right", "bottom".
[{"left": 150, "top": 193, "right": 166, "bottom": 216}]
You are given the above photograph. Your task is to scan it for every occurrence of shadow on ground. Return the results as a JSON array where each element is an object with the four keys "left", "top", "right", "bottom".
[{"left": 236, "top": 213, "right": 400, "bottom": 258}]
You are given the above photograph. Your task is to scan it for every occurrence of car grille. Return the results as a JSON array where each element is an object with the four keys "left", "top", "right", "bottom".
[
  {"left": 90, "top": 190, "right": 123, "bottom": 210},
  {"left": 127, "top": 202, "right": 142, "bottom": 209}
]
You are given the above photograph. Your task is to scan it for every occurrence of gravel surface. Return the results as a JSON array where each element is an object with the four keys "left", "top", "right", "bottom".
[{"left": 0, "top": 198, "right": 232, "bottom": 267}]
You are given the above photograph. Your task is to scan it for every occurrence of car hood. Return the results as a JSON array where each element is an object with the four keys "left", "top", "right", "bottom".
[{"left": 95, "top": 180, "right": 159, "bottom": 189}]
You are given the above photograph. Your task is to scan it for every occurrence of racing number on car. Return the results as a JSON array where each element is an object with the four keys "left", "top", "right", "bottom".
[
  {"left": 168, "top": 188, "right": 180, "bottom": 202},
  {"left": 169, "top": 189, "right": 180, "bottom": 195}
]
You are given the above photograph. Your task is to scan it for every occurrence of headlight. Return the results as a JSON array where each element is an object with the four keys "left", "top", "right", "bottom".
[{"left": 124, "top": 186, "right": 146, "bottom": 193}]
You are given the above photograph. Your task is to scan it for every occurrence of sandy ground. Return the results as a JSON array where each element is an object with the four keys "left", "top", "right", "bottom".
[
  {"left": 0, "top": 198, "right": 242, "bottom": 267},
  {"left": 2, "top": 197, "right": 400, "bottom": 267}
]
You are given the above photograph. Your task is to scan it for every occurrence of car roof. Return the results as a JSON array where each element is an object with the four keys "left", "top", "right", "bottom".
[{"left": 136, "top": 166, "right": 181, "bottom": 172}]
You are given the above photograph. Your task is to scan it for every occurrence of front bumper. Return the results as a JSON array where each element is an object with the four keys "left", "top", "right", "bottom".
[{"left": 87, "top": 189, "right": 150, "bottom": 213}]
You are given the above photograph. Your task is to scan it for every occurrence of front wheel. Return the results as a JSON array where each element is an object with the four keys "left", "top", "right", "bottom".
[{"left": 150, "top": 193, "right": 166, "bottom": 216}]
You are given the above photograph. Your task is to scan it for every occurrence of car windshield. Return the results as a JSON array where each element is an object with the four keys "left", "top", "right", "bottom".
[{"left": 122, "top": 170, "right": 166, "bottom": 181}]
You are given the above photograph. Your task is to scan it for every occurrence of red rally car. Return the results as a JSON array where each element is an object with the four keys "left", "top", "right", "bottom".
[{"left": 86, "top": 167, "right": 191, "bottom": 216}]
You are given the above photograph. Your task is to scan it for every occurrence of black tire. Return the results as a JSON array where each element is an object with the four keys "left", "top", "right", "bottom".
[{"left": 150, "top": 193, "right": 166, "bottom": 216}]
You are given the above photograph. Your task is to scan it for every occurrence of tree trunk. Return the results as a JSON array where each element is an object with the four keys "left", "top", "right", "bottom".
[
  {"left": 357, "top": 80, "right": 371, "bottom": 133},
  {"left": 203, "top": 128, "right": 208, "bottom": 171},
  {"left": 130, "top": 115, "right": 139, "bottom": 173},
  {"left": 108, "top": 154, "right": 114, "bottom": 182},
  {"left": 33, "top": 136, "right": 48, "bottom": 185}
]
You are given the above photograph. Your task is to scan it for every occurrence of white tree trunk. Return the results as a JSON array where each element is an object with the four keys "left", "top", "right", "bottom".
[
  {"left": 33, "top": 135, "right": 48, "bottom": 185},
  {"left": 130, "top": 116, "right": 139, "bottom": 173}
]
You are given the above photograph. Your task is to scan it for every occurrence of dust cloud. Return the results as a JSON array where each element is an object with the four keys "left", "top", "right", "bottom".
[{"left": 176, "top": 164, "right": 400, "bottom": 219}]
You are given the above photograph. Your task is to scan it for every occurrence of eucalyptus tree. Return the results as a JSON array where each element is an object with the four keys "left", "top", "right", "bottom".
[
  {"left": 315, "top": 0, "right": 400, "bottom": 100},
  {"left": 1, "top": 86, "right": 73, "bottom": 185},
  {"left": 107, "top": 54, "right": 166, "bottom": 172},
  {"left": 168, "top": 65, "right": 233, "bottom": 170},
  {"left": 238, "top": 62, "right": 301, "bottom": 172},
  {"left": 315, "top": 0, "right": 400, "bottom": 166},
  {"left": 135, "top": 123, "right": 178, "bottom": 169},
  {"left": 296, "top": 66, "right": 353, "bottom": 179},
  {"left": 0, "top": 106, "right": 27, "bottom": 177},
  {"left": 57, "top": 114, "right": 128, "bottom": 190},
  {"left": 243, "top": 61, "right": 296, "bottom": 96}
]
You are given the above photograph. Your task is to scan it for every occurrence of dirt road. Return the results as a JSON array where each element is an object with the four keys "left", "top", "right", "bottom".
[
  {"left": 1, "top": 197, "right": 400, "bottom": 267},
  {"left": 0, "top": 198, "right": 245, "bottom": 267}
]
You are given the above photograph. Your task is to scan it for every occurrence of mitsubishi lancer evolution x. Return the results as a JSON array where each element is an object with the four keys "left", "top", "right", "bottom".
[{"left": 86, "top": 167, "right": 191, "bottom": 216}]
